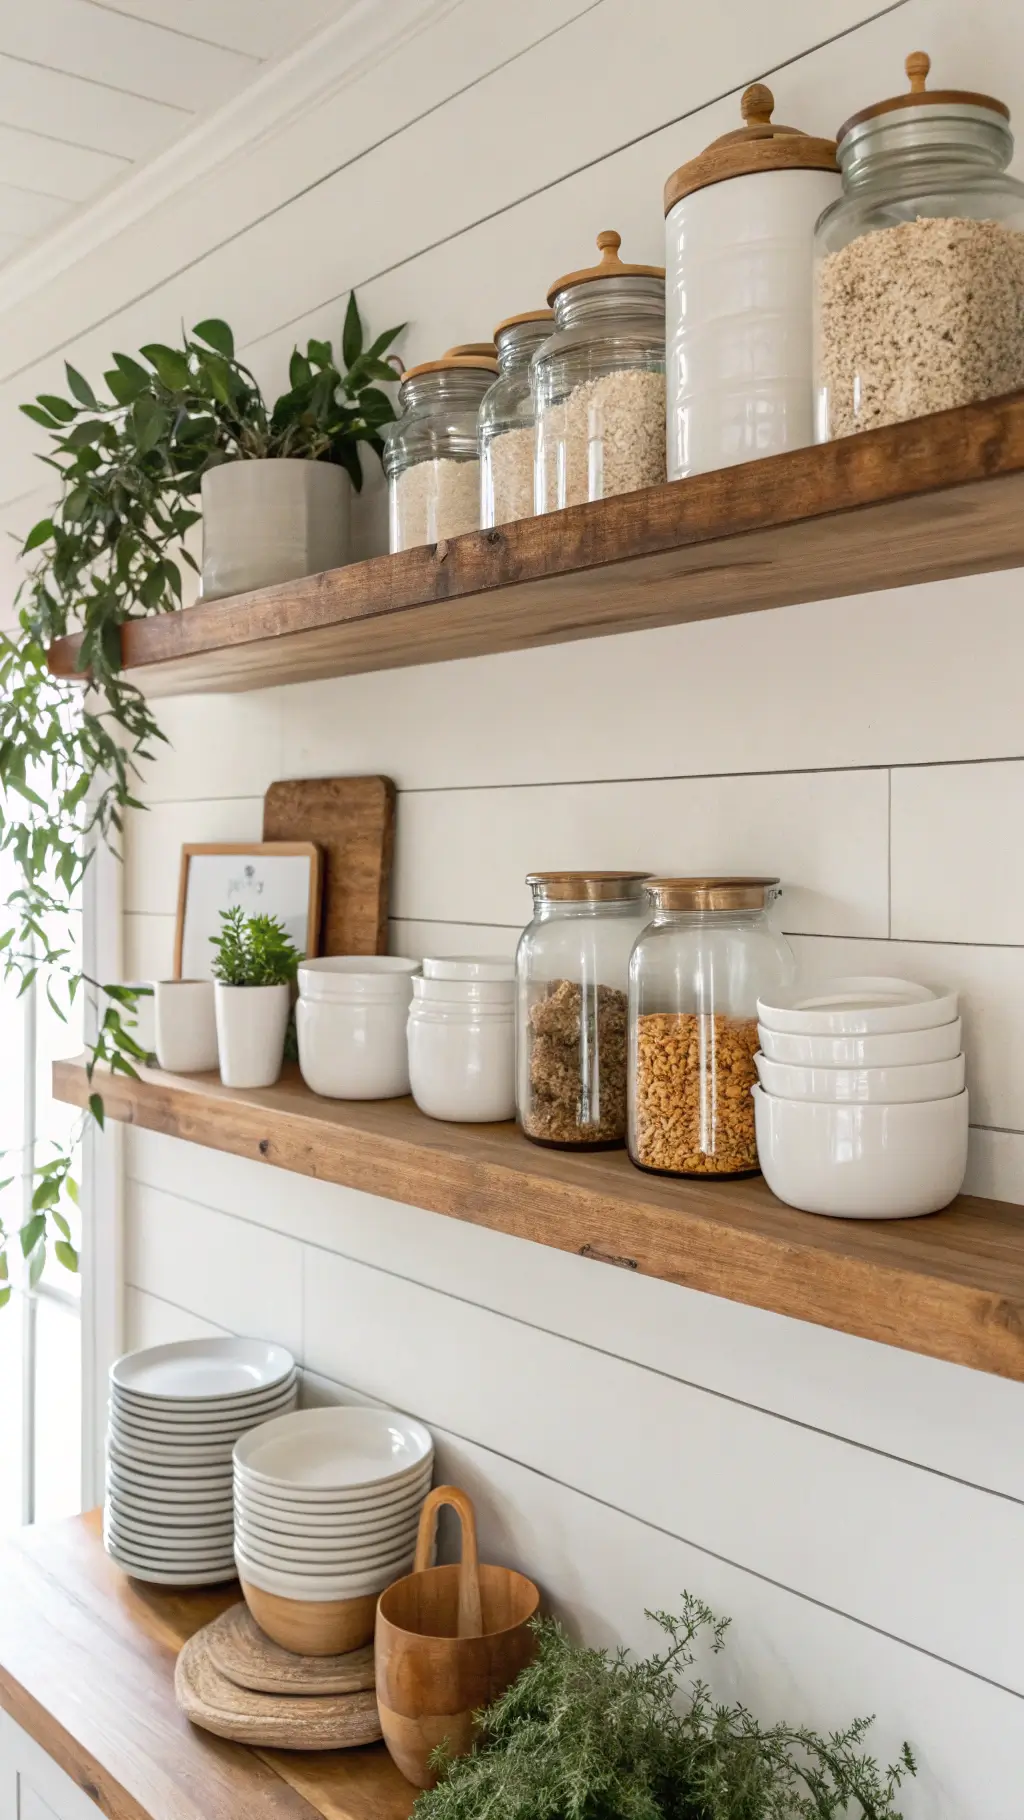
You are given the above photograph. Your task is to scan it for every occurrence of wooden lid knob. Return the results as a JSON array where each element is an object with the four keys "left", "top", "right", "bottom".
[
  {"left": 596, "top": 229, "right": 621, "bottom": 265},
  {"left": 905, "top": 50, "right": 930, "bottom": 92},
  {"left": 741, "top": 82, "right": 774, "bottom": 126}
]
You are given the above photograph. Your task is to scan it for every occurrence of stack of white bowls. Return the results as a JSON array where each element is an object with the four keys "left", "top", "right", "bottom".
[
  {"left": 752, "top": 975, "right": 968, "bottom": 1219},
  {"left": 233, "top": 1406, "right": 434, "bottom": 1653},
  {"left": 409, "top": 956, "right": 516, "bottom": 1122},
  {"left": 104, "top": 1338, "right": 297, "bottom": 1584},
  {"left": 296, "top": 957, "right": 420, "bottom": 1100}
]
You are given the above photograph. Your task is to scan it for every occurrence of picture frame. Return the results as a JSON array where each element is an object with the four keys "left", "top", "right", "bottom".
[{"left": 174, "top": 842, "right": 323, "bottom": 980}]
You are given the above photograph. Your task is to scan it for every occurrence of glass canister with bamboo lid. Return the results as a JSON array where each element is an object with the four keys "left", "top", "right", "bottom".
[
  {"left": 627, "top": 878, "right": 794, "bottom": 1177},
  {"left": 479, "top": 310, "right": 553, "bottom": 527},
  {"left": 382, "top": 349, "right": 498, "bottom": 552},
  {"left": 533, "top": 231, "right": 666, "bottom": 512}
]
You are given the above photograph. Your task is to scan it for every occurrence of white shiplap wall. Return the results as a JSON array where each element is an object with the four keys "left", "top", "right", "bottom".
[{"left": 4, "top": 0, "right": 1024, "bottom": 1809}]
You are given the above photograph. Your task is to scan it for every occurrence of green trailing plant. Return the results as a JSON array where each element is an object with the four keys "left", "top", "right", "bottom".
[
  {"left": 0, "top": 295, "right": 402, "bottom": 1292},
  {"left": 415, "top": 1595, "right": 916, "bottom": 1820},
  {"left": 209, "top": 907, "right": 302, "bottom": 987}
]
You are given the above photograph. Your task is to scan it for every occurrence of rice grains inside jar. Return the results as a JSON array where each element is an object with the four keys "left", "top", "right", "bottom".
[
  {"left": 479, "top": 309, "right": 553, "bottom": 527},
  {"left": 814, "top": 53, "right": 1024, "bottom": 439},
  {"left": 534, "top": 231, "right": 666, "bottom": 511},
  {"left": 628, "top": 878, "right": 794, "bottom": 1177},
  {"left": 516, "top": 872, "right": 649, "bottom": 1148},
  {"left": 383, "top": 351, "right": 498, "bottom": 551}
]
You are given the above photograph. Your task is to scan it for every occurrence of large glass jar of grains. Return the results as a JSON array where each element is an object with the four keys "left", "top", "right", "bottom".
[
  {"left": 383, "top": 350, "right": 497, "bottom": 552},
  {"left": 516, "top": 872, "right": 649, "bottom": 1149},
  {"left": 533, "top": 232, "right": 666, "bottom": 511},
  {"left": 814, "top": 52, "right": 1024, "bottom": 440},
  {"left": 479, "top": 310, "right": 553, "bottom": 527},
  {"left": 628, "top": 879, "right": 794, "bottom": 1178}
]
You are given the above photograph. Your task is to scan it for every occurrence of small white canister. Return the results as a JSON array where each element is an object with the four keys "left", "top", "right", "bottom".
[
  {"left": 408, "top": 966, "right": 515, "bottom": 1123},
  {"left": 664, "top": 84, "right": 839, "bottom": 479},
  {"left": 296, "top": 957, "right": 419, "bottom": 1100}
]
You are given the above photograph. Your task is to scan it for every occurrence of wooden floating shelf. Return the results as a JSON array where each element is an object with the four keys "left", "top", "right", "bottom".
[
  {"left": 47, "top": 391, "right": 1024, "bottom": 697},
  {"left": 54, "top": 1056, "right": 1024, "bottom": 1382}
]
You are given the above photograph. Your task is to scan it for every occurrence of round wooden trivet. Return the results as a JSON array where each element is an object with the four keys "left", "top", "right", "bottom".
[
  {"left": 205, "top": 1601, "right": 376, "bottom": 1696},
  {"left": 176, "top": 1630, "right": 382, "bottom": 1749}
]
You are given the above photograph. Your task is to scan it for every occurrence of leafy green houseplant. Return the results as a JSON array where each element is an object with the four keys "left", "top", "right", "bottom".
[
  {"left": 210, "top": 908, "right": 302, "bottom": 1090},
  {"left": 415, "top": 1595, "right": 916, "bottom": 1820},
  {"left": 0, "top": 296, "right": 399, "bottom": 1290}
]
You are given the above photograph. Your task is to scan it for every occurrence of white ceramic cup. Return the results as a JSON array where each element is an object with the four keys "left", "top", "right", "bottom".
[
  {"left": 407, "top": 1000, "right": 515, "bottom": 1122},
  {"left": 153, "top": 979, "right": 218, "bottom": 1073},
  {"left": 214, "top": 982, "right": 291, "bottom": 1089}
]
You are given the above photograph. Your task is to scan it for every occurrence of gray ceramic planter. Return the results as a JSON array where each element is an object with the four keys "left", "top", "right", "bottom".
[{"left": 200, "top": 458, "right": 351, "bottom": 600}]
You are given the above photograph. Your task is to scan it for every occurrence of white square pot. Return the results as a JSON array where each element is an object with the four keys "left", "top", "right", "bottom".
[
  {"left": 200, "top": 459, "right": 351, "bottom": 601},
  {"left": 215, "top": 983, "right": 291, "bottom": 1089}
]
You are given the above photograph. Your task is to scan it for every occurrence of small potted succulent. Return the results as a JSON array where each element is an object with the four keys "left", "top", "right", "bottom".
[{"left": 210, "top": 908, "right": 303, "bottom": 1089}]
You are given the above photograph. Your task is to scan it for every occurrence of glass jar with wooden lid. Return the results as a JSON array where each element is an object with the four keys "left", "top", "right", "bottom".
[
  {"left": 627, "top": 878, "right": 794, "bottom": 1178},
  {"left": 382, "top": 350, "right": 498, "bottom": 552},
  {"left": 533, "top": 232, "right": 666, "bottom": 512},
  {"left": 515, "top": 872, "right": 650, "bottom": 1149},
  {"left": 664, "top": 84, "right": 838, "bottom": 478},
  {"left": 814, "top": 52, "right": 1024, "bottom": 440},
  {"left": 479, "top": 310, "right": 554, "bottom": 528}
]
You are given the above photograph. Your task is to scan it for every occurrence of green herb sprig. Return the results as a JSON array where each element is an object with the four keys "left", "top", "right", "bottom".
[
  {"left": 209, "top": 907, "right": 303, "bottom": 987},
  {"left": 416, "top": 1595, "right": 916, "bottom": 1820}
]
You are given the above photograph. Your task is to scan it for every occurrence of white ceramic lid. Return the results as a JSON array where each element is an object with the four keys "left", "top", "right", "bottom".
[
  {"left": 421, "top": 956, "right": 515, "bottom": 981},
  {"left": 298, "top": 957, "right": 419, "bottom": 1001},
  {"left": 233, "top": 1406, "right": 433, "bottom": 1493},
  {"left": 757, "top": 976, "right": 958, "bottom": 1036},
  {"left": 111, "top": 1338, "right": 296, "bottom": 1402}
]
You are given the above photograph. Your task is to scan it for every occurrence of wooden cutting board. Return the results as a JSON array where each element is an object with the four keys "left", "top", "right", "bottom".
[{"left": 262, "top": 776, "right": 396, "bottom": 957}]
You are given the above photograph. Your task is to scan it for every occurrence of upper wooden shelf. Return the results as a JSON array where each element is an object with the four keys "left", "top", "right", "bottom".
[
  {"left": 54, "top": 1056, "right": 1024, "bottom": 1382},
  {"left": 47, "top": 392, "right": 1024, "bottom": 697},
  {"left": 0, "top": 1510, "right": 414, "bottom": 1820}
]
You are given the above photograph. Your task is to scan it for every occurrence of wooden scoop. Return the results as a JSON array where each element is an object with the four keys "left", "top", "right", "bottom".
[{"left": 375, "top": 1485, "right": 539, "bottom": 1788}]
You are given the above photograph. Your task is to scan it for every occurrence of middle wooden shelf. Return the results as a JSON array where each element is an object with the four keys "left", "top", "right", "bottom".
[{"left": 53, "top": 1056, "right": 1024, "bottom": 1383}]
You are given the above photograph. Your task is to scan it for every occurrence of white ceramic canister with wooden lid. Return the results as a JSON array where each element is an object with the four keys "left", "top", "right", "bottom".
[{"left": 664, "top": 84, "right": 839, "bottom": 479}]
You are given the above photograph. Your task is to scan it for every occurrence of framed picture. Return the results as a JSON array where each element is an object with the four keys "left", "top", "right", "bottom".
[{"left": 174, "top": 843, "right": 322, "bottom": 980}]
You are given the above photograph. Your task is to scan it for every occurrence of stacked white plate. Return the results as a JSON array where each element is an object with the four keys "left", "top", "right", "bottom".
[
  {"left": 753, "top": 975, "right": 968, "bottom": 1219},
  {"left": 104, "top": 1337, "right": 297, "bottom": 1585},
  {"left": 233, "top": 1406, "right": 433, "bottom": 1603}
]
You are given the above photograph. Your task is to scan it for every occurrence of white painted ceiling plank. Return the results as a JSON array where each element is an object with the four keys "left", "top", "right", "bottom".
[
  {"left": 92, "top": 0, "right": 353, "bottom": 60},
  {"left": 0, "top": 123, "right": 129, "bottom": 201},
  {"left": 0, "top": 54, "right": 189, "bottom": 158},
  {"left": 0, "top": 184, "right": 73, "bottom": 238},
  {"left": 0, "top": 0, "right": 258, "bottom": 111}
]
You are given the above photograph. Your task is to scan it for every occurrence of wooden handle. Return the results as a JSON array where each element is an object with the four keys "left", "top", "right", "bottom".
[
  {"left": 413, "top": 1486, "right": 483, "bottom": 1638},
  {"left": 905, "top": 50, "right": 930, "bottom": 92},
  {"left": 740, "top": 82, "right": 774, "bottom": 126}
]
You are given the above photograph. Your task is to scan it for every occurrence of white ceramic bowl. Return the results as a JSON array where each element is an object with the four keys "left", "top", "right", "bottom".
[
  {"left": 234, "top": 1545, "right": 413, "bottom": 1601},
  {"left": 754, "top": 1051, "right": 966, "bottom": 1104},
  {"left": 296, "top": 957, "right": 420, "bottom": 1002},
  {"left": 422, "top": 956, "right": 514, "bottom": 981},
  {"left": 111, "top": 1373, "right": 299, "bottom": 1418},
  {"left": 233, "top": 1406, "right": 433, "bottom": 1494},
  {"left": 752, "top": 1084, "right": 969, "bottom": 1218},
  {"left": 234, "top": 1520, "right": 418, "bottom": 1571},
  {"left": 237, "top": 1494, "right": 423, "bottom": 1539},
  {"left": 757, "top": 976, "right": 958, "bottom": 1036},
  {"left": 296, "top": 994, "right": 411, "bottom": 1099},
  {"left": 756, "top": 1018, "right": 963, "bottom": 1067}
]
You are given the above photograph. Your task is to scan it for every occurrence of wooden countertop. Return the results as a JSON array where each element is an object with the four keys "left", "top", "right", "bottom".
[{"left": 0, "top": 1512, "right": 416, "bottom": 1820}]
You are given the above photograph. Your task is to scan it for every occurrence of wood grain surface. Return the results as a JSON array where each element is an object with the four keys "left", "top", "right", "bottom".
[
  {"left": 262, "top": 777, "right": 395, "bottom": 958},
  {"left": 206, "top": 1606, "right": 376, "bottom": 1697},
  {"left": 175, "top": 1635, "right": 382, "bottom": 1749},
  {"left": 45, "top": 391, "right": 1024, "bottom": 697},
  {"left": 0, "top": 1512, "right": 414, "bottom": 1820},
  {"left": 52, "top": 1057, "right": 1024, "bottom": 1381}
]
